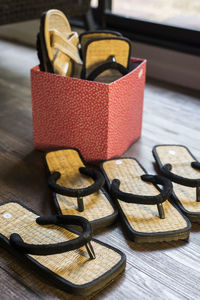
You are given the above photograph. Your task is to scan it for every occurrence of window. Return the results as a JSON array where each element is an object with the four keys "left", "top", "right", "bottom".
[
  {"left": 111, "top": 1, "right": 200, "bottom": 30},
  {"left": 91, "top": 0, "right": 200, "bottom": 55}
]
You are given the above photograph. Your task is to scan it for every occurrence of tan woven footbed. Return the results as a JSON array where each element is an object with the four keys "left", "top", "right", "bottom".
[
  {"left": 81, "top": 32, "right": 119, "bottom": 54},
  {"left": 102, "top": 159, "right": 188, "bottom": 233},
  {"left": 44, "top": 10, "right": 73, "bottom": 76},
  {"left": 85, "top": 39, "right": 130, "bottom": 82},
  {"left": 45, "top": 150, "right": 114, "bottom": 222},
  {"left": 156, "top": 145, "right": 200, "bottom": 213},
  {"left": 0, "top": 203, "right": 121, "bottom": 285}
]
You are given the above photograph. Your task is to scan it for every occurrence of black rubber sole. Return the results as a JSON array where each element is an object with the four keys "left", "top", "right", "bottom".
[{"left": 37, "top": 12, "right": 54, "bottom": 73}]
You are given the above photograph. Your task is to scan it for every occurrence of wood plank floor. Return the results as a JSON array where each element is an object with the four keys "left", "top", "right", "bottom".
[{"left": 0, "top": 39, "right": 200, "bottom": 300}]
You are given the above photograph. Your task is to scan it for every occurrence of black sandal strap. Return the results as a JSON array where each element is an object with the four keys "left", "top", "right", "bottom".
[
  {"left": 48, "top": 167, "right": 105, "bottom": 198},
  {"left": 161, "top": 163, "right": 200, "bottom": 187},
  {"left": 86, "top": 61, "right": 129, "bottom": 81},
  {"left": 191, "top": 161, "right": 200, "bottom": 171},
  {"left": 10, "top": 215, "right": 94, "bottom": 256},
  {"left": 110, "top": 174, "right": 173, "bottom": 205}
]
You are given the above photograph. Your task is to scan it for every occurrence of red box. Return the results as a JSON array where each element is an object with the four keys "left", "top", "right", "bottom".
[{"left": 31, "top": 58, "right": 146, "bottom": 162}]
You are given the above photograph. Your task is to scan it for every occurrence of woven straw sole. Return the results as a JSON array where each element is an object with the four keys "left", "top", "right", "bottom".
[
  {"left": 45, "top": 149, "right": 117, "bottom": 231},
  {"left": 101, "top": 158, "right": 191, "bottom": 243},
  {"left": 153, "top": 145, "right": 200, "bottom": 222},
  {"left": 80, "top": 31, "right": 121, "bottom": 55},
  {"left": 0, "top": 202, "right": 125, "bottom": 296},
  {"left": 83, "top": 37, "right": 131, "bottom": 83}
]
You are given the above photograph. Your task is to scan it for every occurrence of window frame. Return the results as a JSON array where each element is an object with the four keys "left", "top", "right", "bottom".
[{"left": 92, "top": 1, "right": 200, "bottom": 56}]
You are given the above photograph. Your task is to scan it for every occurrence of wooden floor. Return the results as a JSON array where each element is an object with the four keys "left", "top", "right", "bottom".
[{"left": 0, "top": 39, "right": 200, "bottom": 300}]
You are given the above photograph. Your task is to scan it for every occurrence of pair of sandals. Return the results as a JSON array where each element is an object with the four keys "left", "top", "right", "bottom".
[
  {"left": 37, "top": 9, "right": 132, "bottom": 82},
  {"left": 1, "top": 144, "right": 199, "bottom": 295}
]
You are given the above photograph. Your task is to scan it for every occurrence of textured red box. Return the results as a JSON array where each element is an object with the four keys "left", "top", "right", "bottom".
[{"left": 31, "top": 58, "right": 146, "bottom": 162}]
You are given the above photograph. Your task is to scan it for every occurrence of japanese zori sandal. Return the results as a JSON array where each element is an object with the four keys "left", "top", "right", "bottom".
[
  {"left": 80, "top": 35, "right": 132, "bottom": 82},
  {"left": 153, "top": 145, "right": 200, "bottom": 223},
  {"left": 37, "top": 9, "right": 82, "bottom": 76},
  {"left": 45, "top": 148, "right": 117, "bottom": 231},
  {"left": 100, "top": 158, "right": 191, "bottom": 243},
  {"left": 0, "top": 201, "right": 126, "bottom": 296}
]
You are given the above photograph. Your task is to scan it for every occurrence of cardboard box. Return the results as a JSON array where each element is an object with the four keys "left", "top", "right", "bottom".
[{"left": 31, "top": 58, "right": 146, "bottom": 162}]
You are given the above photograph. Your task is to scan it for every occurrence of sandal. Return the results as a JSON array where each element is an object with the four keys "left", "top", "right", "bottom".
[
  {"left": 153, "top": 144, "right": 200, "bottom": 223},
  {"left": 44, "top": 148, "right": 118, "bottom": 231},
  {"left": 80, "top": 36, "right": 132, "bottom": 82},
  {"left": 37, "top": 9, "right": 82, "bottom": 76},
  {"left": 0, "top": 201, "right": 125, "bottom": 296},
  {"left": 100, "top": 157, "right": 191, "bottom": 243}
]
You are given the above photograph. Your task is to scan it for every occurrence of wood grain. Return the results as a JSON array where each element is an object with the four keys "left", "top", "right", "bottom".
[{"left": 0, "top": 39, "right": 200, "bottom": 299}]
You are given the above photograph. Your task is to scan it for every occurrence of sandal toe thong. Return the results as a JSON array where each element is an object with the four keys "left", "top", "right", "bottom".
[
  {"left": 153, "top": 144, "right": 200, "bottom": 223},
  {"left": 81, "top": 36, "right": 132, "bottom": 83},
  {"left": 0, "top": 201, "right": 125, "bottom": 296},
  {"left": 100, "top": 157, "right": 191, "bottom": 243},
  {"left": 45, "top": 148, "right": 118, "bottom": 231}
]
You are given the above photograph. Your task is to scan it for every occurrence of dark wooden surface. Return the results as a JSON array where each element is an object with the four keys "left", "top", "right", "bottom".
[{"left": 0, "top": 39, "right": 200, "bottom": 300}]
